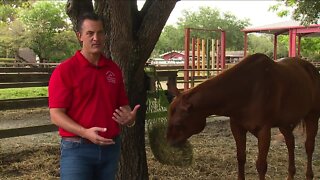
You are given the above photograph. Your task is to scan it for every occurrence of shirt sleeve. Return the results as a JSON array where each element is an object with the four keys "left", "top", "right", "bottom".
[{"left": 48, "top": 66, "right": 72, "bottom": 109}]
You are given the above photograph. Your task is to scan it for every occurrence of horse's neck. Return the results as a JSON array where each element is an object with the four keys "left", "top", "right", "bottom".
[
  {"left": 186, "top": 55, "right": 274, "bottom": 117},
  {"left": 188, "top": 74, "right": 248, "bottom": 117}
]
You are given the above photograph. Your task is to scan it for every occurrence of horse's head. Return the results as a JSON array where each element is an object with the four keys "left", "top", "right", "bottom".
[{"left": 166, "top": 86, "right": 206, "bottom": 146}]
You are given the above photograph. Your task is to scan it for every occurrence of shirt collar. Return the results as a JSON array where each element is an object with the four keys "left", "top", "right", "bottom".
[{"left": 75, "top": 50, "right": 110, "bottom": 68}]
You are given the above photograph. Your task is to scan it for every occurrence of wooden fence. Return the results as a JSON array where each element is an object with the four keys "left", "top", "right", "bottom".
[
  {"left": 0, "top": 64, "right": 181, "bottom": 139},
  {"left": 1, "top": 61, "right": 320, "bottom": 139},
  {"left": 0, "top": 63, "right": 57, "bottom": 139},
  {"left": 0, "top": 66, "right": 55, "bottom": 110}
]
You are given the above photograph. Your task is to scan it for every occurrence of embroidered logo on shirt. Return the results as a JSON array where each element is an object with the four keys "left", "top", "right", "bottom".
[{"left": 106, "top": 71, "right": 116, "bottom": 84}]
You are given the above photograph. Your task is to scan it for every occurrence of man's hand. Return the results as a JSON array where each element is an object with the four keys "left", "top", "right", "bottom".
[
  {"left": 82, "top": 127, "right": 115, "bottom": 145},
  {"left": 112, "top": 105, "right": 140, "bottom": 127}
]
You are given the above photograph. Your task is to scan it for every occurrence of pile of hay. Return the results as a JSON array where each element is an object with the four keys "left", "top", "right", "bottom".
[
  {"left": 147, "top": 116, "right": 193, "bottom": 167},
  {"left": 145, "top": 67, "right": 193, "bottom": 166}
]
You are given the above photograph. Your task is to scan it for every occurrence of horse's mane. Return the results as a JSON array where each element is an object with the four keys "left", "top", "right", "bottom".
[
  {"left": 178, "top": 53, "right": 275, "bottom": 102},
  {"left": 219, "top": 53, "right": 274, "bottom": 78}
]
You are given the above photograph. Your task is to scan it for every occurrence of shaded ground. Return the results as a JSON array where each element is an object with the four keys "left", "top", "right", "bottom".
[{"left": 0, "top": 108, "right": 319, "bottom": 179}]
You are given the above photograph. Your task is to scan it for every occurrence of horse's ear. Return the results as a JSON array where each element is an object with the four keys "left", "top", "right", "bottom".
[
  {"left": 167, "top": 82, "right": 180, "bottom": 96},
  {"left": 181, "top": 101, "right": 192, "bottom": 112}
]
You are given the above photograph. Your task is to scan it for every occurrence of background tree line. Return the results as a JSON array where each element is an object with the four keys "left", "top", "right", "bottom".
[
  {"left": 0, "top": 1, "right": 79, "bottom": 62},
  {"left": 0, "top": 1, "right": 319, "bottom": 63},
  {"left": 0, "top": 0, "right": 319, "bottom": 179},
  {"left": 153, "top": 6, "right": 320, "bottom": 60}
]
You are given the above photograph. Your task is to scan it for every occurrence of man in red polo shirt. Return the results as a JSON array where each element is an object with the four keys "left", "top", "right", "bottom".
[{"left": 48, "top": 13, "right": 139, "bottom": 180}]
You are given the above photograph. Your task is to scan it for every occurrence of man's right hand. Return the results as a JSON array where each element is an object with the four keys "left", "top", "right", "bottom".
[
  {"left": 50, "top": 108, "right": 115, "bottom": 146},
  {"left": 82, "top": 127, "right": 115, "bottom": 145}
]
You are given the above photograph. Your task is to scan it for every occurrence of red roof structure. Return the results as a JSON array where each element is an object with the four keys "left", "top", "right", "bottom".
[
  {"left": 160, "top": 51, "right": 184, "bottom": 61},
  {"left": 242, "top": 20, "right": 320, "bottom": 60}
]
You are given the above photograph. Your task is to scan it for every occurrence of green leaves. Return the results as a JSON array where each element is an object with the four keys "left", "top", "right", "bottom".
[
  {"left": 19, "top": 2, "right": 68, "bottom": 32},
  {"left": 270, "top": 0, "right": 320, "bottom": 25},
  {"left": 154, "top": 6, "right": 250, "bottom": 55},
  {"left": 0, "top": 4, "right": 17, "bottom": 24}
]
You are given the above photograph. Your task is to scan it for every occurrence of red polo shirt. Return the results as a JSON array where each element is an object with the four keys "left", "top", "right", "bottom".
[{"left": 48, "top": 50, "right": 129, "bottom": 138}]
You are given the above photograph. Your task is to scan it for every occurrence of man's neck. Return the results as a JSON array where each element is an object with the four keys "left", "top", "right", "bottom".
[{"left": 80, "top": 50, "right": 100, "bottom": 66}]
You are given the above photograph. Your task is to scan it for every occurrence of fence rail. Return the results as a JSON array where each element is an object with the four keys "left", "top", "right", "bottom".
[
  {"left": 0, "top": 64, "right": 180, "bottom": 139},
  {"left": 0, "top": 124, "right": 57, "bottom": 139},
  {"left": 0, "top": 97, "right": 48, "bottom": 110},
  {"left": 0, "top": 62, "right": 58, "bottom": 67},
  {"left": 1, "top": 61, "right": 320, "bottom": 139}
]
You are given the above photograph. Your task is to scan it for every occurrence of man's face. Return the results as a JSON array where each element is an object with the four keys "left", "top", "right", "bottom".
[{"left": 77, "top": 19, "right": 105, "bottom": 55}]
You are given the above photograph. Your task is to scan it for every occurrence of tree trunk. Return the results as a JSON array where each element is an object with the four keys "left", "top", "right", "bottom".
[{"left": 66, "top": 1, "right": 177, "bottom": 179}]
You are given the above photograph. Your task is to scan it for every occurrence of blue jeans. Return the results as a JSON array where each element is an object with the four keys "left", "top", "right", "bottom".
[{"left": 60, "top": 136, "right": 121, "bottom": 180}]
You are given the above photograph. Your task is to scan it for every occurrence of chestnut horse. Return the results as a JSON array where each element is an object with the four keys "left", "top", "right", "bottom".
[{"left": 166, "top": 53, "right": 320, "bottom": 180}]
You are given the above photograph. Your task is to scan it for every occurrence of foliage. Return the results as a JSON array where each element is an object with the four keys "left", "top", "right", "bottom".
[
  {"left": 247, "top": 34, "right": 288, "bottom": 59},
  {"left": 248, "top": 34, "right": 274, "bottom": 57},
  {"left": 154, "top": 5, "right": 319, "bottom": 60},
  {"left": 154, "top": 25, "right": 184, "bottom": 55},
  {"left": 0, "top": 57, "right": 14, "bottom": 60},
  {"left": 18, "top": 1, "right": 78, "bottom": 62},
  {"left": 154, "top": 6, "right": 250, "bottom": 55},
  {"left": 0, "top": 4, "right": 17, "bottom": 24},
  {"left": 19, "top": 2, "right": 68, "bottom": 32},
  {"left": 0, "top": 1, "right": 79, "bottom": 62},
  {"left": 0, "top": 19, "right": 25, "bottom": 58},
  {"left": 276, "top": 35, "right": 290, "bottom": 58},
  {"left": 268, "top": 1, "right": 320, "bottom": 59},
  {"left": 0, "top": 87, "right": 47, "bottom": 100},
  {"left": 49, "top": 31, "right": 80, "bottom": 62},
  {"left": 270, "top": 0, "right": 320, "bottom": 25},
  {"left": 300, "top": 38, "right": 320, "bottom": 60},
  {"left": 0, "top": 0, "right": 30, "bottom": 6},
  {"left": 0, "top": 1, "right": 33, "bottom": 58}
]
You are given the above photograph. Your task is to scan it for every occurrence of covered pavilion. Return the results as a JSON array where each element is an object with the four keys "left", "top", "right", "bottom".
[{"left": 242, "top": 20, "right": 320, "bottom": 60}]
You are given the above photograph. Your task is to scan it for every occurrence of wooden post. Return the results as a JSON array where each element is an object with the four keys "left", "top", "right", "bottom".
[
  {"left": 244, "top": 32, "right": 248, "bottom": 57},
  {"left": 206, "top": 39, "right": 210, "bottom": 78},
  {"left": 197, "top": 38, "right": 201, "bottom": 76},
  {"left": 274, "top": 34, "right": 278, "bottom": 60},
  {"left": 216, "top": 39, "right": 220, "bottom": 73},
  {"left": 289, "top": 29, "right": 297, "bottom": 57},
  {"left": 184, "top": 28, "right": 190, "bottom": 90},
  {"left": 220, "top": 31, "right": 226, "bottom": 69},
  {"left": 191, "top": 38, "right": 196, "bottom": 88},
  {"left": 202, "top": 39, "right": 205, "bottom": 76},
  {"left": 211, "top": 39, "right": 215, "bottom": 73}
]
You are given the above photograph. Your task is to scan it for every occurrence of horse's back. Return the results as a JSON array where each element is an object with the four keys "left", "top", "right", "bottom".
[
  {"left": 232, "top": 55, "right": 320, "bottom": 127},
  {"left": 275, "top": 57, "right": 320, "bottom": 118},
  {"left": 278, "top": 58, "right": 320, "bottom": 104}
]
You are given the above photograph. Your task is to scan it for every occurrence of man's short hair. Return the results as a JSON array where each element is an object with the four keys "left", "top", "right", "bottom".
[{"left": 76, "top": 12, "right": 103, "bottom": 32}]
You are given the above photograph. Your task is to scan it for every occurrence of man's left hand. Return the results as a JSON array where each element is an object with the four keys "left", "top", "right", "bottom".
[{"left": 112, "top": 105, "right": 140, "bottom": 126}]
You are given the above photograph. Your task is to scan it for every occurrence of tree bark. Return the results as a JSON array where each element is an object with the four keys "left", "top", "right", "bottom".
[{"left": 66, "top": 0, "right": 177, "bottom": 179}]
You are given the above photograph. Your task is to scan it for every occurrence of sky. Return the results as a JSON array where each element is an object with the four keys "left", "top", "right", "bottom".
[{"left": 138, "top": 0, "right": 293, "bottom": 27}]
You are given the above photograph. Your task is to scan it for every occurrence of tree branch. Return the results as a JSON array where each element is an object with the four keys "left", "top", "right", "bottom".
[
  {"left": 137, "top": 0, "right": 177, "bottom": 67},
  {"left": 66, "top": 0, "right": 94, "bottom": 32},
  {"left": 94, "top": 0, "right": 112, "bottom": 58}
]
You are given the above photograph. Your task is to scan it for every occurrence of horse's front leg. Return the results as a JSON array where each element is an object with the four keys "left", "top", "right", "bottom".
[
  {"left": 304, "top": 114, "right": 319, "bottom": 180},
  {"left": 256, "top": 126, "right": 271, "bottom": 180},
  {"left": 279, "top": 127, "right": 296, "bottom": 180},
  {"left": 230, "top": 119, "right": 247, "bottom": 180}
]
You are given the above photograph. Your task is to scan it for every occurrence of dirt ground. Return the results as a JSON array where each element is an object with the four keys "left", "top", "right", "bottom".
[{"left": 0, "top": 107, "right": 320, "bottom": 180}]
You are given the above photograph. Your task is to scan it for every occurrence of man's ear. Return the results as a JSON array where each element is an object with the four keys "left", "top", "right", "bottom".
[{"left": 76, "top": 32, "right": 82, "bottom": 42}]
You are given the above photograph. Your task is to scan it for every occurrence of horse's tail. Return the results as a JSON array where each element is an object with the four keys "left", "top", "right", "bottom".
[
  {"left": 299, "top": 111, "right": 320, "bottom": 137},
  {"left": 296, "top": 59, "right": 320, "bottom": 136}
]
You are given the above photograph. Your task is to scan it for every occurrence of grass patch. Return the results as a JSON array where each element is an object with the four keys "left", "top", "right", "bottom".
[
  {"left": 0, "top": 58, "right": 14, "bottom": 61},
  {"left": 0, "top": 87, "right": 48, "bottom": 100}
]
